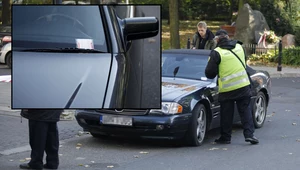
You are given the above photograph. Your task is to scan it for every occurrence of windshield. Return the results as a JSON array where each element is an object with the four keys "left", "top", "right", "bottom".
[
  {"left": 13, "top": 5, "right": 107, "bottom": 52},
  {"left": 162, "top": 53, "right": 213, "bottom": 81}
]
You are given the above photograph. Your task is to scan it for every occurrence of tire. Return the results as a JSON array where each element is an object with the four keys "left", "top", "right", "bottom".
[
  {"left": 252, "top": 91, "right": 267, "bottom": 128},
  {"left": 184, "top": 104, "right": 207, "bottom": 146},
  {"left": 5, "top": 52, "right": 11, "bottom": 69}
]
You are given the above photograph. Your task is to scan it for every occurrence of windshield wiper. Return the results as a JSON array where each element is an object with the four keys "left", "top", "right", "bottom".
[{"left": 19, "top": 48, "right": 105, "bottom": 53}]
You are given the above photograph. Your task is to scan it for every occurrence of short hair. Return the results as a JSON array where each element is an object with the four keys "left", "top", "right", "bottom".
[{"left": 197, "top": 21, "right": 207, "bottom": 29}]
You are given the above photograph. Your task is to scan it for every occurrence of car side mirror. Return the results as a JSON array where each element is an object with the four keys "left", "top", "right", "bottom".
[{"left": 122, "top": 17, "right": 159, "bottom": 41}]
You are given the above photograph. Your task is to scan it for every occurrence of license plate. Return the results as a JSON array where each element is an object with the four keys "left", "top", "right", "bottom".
[{"left": 100, "top": 115, "right": 132, "bottom": 126}]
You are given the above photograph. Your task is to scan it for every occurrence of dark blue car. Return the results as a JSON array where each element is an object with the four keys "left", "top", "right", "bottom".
[{"left": 75, "top": 49, "right": 271, "bottom": 146}]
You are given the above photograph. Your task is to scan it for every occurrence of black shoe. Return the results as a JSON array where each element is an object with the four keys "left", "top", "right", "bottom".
[
  {"left": 19, "top": 163, "right": 42, "bottom": 170},
  {"left": 245, "top": 136, "right": 259, "bottom": 144},
  {"left": 214, "top": 137, "right": 231, "bottom": 144},
  {"left": 43, "top": 164, "right": 58, "bottom": 169}
]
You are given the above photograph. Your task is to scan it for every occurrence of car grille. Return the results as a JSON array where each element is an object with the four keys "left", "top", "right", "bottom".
[{"left": 96, "top": 109, "right": 149, "bottom": 116}]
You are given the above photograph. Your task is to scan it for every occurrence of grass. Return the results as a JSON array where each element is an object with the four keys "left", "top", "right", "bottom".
[{"left": 162, "top": 20, "right": 227, "bottom": 50}]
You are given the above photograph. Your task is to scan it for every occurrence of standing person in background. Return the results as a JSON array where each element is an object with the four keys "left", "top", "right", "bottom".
[
  {"left": 191, "top": 21, "right": 216, "bottom": 50},
  {"left": 19, "top": 109, "right": 63, "bottom": 170},
  {"left": 205, "top": 29, "right": 259, "bottom": 145}
]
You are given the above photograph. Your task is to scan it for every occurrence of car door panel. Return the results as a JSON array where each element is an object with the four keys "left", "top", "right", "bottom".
[{"left": 12, "top": 52, "right": 112, "bottom": 108}]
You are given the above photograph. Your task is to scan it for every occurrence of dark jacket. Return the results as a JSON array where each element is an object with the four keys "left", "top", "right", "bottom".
[
  {"left": 205, "top": 39, "right": 251, "bottom": 101},
  {"left": 21, "top": 109, "right": 63, "bottom": 122},
  {"left": 191, "top": 29, "right": 216, "bottom": 50}
]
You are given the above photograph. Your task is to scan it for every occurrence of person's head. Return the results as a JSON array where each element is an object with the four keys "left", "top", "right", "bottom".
[
  {"left": 197, "top": 21, "right": 207, "bottom": 38},
  {"left": 214, "top": 29, "right": 229, "bottom": 43}
]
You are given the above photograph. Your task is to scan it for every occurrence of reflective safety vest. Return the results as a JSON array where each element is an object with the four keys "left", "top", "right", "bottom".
[{"left": 214, "top": 44, "right": 250, "bottom": 93}]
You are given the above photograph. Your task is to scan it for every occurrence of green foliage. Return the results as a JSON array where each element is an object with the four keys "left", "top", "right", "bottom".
[
  {"left": 282, "top": 46, "right": 300, "bottom": 66},
  {"left": 131, "top": 0, "right": 262, "bottom": 21},
  {"left": 131, "top": 0, "right": 169, "bottom": 19},
  {"left": 249, "top": 49, "right": 277, "bottom": 63},
  {"left": 295, "top": 28, "right": 300, "bottom": 46},
  {"left": 248, "top": 46, "right": 300, "bottom": 66},
  {"left": 260, "top": 0, "right": 299, "bottom": 36},
  {"left": 21, "top": 0, "right": 53, "bottom": 4}
]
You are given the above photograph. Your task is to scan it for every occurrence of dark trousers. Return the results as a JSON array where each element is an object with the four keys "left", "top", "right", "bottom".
[
  {"left": 219, "top": 96, "right": 255, "bottom": 141},
  {"left": 28, "top": 120, "right": 59, "bottom": 169}
]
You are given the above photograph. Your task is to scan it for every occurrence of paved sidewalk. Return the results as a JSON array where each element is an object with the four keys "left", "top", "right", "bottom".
[{"left": 251, "top": 65, "right": 300, "bottom": 78}]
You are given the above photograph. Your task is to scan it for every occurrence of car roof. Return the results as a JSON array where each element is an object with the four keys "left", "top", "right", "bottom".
[{"left": 162, "top": 49, "right": 211, "bottom": 56}]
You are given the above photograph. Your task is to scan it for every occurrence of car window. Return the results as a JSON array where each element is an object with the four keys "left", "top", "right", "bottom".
[
  {"left": 13, "top": 6, "right": 108, "bottom": 52},
  {"left": 162, "top": 53, "right": 213, "bottom": 81}
]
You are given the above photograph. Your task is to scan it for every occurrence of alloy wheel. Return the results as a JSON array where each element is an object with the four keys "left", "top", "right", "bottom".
[{"left": 196, "top": 108, "right": 206, "bottom": 143}]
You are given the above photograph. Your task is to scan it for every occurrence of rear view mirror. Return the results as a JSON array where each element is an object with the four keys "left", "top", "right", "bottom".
[{"left": 122, "top": 17, "right": 159, "bottom": 41}]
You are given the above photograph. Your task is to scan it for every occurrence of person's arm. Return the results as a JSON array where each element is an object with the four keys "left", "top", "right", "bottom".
[
  {"left": 205, "top": 50, "right": 221, "bottom": 79},
  {"left": 210, "top": 40, "right": 217, "bottom": 50},
  {"left": 191, "top": 33, "right": 197, "bottom": 49}
]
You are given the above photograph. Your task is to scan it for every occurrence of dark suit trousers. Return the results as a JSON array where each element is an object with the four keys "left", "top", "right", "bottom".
[
  {"left": 28, "top": 120, "right": 59, "bottom": 169},
  {"left": 219, "top": 96, "right": 255, "bottom": 141}
]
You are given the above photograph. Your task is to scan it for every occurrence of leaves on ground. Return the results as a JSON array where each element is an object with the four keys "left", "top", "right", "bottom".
[
  {"left": 77, "top": 131, "right": 90, "bottom": 136},
  {"left": 76, "top": 157, "right": 85, "bottom": 160},
  {"left": 286, "top": 110, "right": 291, "bottom": 112},
  {"left": 292, "top": 123, "right": 297, "bottom": 125},
  {"left": 266, "top": 112, "right": 275, "bottom": 118},
  {"left": 90, "top": 161, "right": 95, "bottom": 163},
  {"left": 25, "top": 158, "right": 31, "bottom": 161},
  {"left": 289, "top": 153, "right": 293, "bottom": 155},
  {"left": 77, "top": 143, "right": 82, "bottom": 146},
  {"left": 134, "top": 155, "right": 139, "bottom": 158},
  {"left": 222, "top": 148, "right": 228, "bottom": 150},
  {"left": 76, "top": 147, "right": 81, "bottom": 150},
  {"left": 139, "top": 151, "right": 149, "bottom": 154},
  {"left": 209, "top": 147, "right": 219, "bottom": 151},
  {"left": 19, "top": 159, "right": 25, "bottom": 162},
  {"left": 9, "top": 160, "right": 13, "bottom": 162},
  {"left": 59, "top": 154, "right": 63, "bottom": 156},
  {"left": 84, "top": 165, "right": 90, "bottom": 168},
  {"left": 107, "top": 165, "right": 114, "bottom": 168}
]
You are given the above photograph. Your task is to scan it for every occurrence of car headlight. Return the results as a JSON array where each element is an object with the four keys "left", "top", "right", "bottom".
[{"left": 150, "top": 102, "right": 183, "bottom": 115}]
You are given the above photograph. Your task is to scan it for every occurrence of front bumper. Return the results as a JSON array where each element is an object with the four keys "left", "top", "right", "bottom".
[{"left": 75, "top": 110, "right": 192, "bottom": 140}]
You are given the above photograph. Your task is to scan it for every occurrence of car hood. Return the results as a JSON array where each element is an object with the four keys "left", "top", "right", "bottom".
[
  {"left": 162, "top": 77, "right": 213, "bottom": 101},
  {"left": 12, "top": 51, "right": 112, "bottom": 109}
]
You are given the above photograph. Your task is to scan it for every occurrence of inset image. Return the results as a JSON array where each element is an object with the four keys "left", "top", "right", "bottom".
[{"left": 12, "top": 5, "right": 161, "bottom": 109}]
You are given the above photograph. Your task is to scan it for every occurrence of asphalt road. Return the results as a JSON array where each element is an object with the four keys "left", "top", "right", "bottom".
[
  {"left": 0, "top": 77, "right": 299, "bottom": 170},
  {"left": 0, "top": 63, "right": 10, "bottom": 75}
]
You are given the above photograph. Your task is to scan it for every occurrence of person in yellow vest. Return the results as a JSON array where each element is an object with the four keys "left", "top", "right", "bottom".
[{"left": 205, "top": 29, "right": 259, "bottom": 144}]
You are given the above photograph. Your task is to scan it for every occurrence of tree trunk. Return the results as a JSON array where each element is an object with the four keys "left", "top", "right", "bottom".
[
  {"left": 2, "top": 0, "right": 11, "bottom": 25},
  {"left": 228, "top": 0, "right": 234, "bottom": 25},
  {"left": 238, "top": 0, "right": 244, "bottom": 14},
  {"left": 169, "top": 0, "right": 180, "bottom": 49}
]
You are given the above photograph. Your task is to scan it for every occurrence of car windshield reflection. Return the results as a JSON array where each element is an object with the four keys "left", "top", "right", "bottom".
[{"left": 13, "top": 6, "right": 107, "bottom": 52}]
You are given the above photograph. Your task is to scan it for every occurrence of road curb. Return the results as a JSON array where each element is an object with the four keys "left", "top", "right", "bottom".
[
  {"left": 0, "top": 108, "right": 75, "bottom": 121},
  {"left": 270, "top": 73, "right": 300, "bottom": 78}
]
